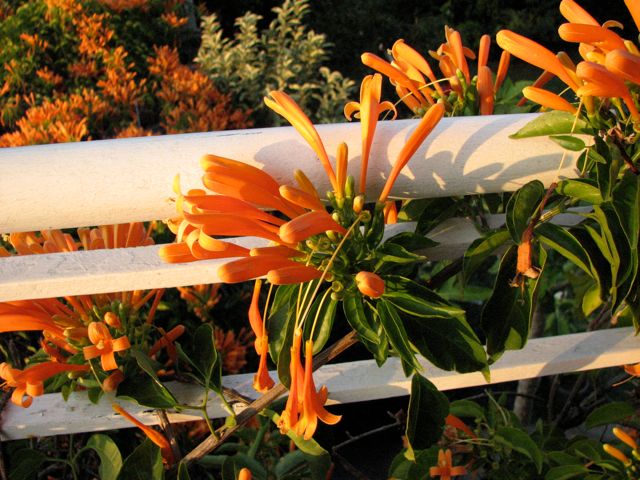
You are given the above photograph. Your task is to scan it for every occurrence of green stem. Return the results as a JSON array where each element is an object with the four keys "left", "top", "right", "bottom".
[{"left": 247, "top": 420, "right": 269, "bottom": 459}]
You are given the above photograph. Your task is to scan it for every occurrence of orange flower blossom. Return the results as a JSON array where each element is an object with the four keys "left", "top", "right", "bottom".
[{"left": 429, "top": 449, "right": 467, "bottom": 479}]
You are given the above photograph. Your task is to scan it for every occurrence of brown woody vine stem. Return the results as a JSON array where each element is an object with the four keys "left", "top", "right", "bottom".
[{"left": 175, "top": 330, "right": 359, "bottom": 471}]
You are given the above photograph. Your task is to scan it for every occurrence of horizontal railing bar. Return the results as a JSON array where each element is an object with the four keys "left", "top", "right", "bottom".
[
  {"left": 1, "top": 327, "right": 635, "bottom": 441},
  {"left": 0, "top": 211, "right": 586, "bottom": 303},
  {"left": 0, "top": 114, "right": 579, "bottom": 233}
]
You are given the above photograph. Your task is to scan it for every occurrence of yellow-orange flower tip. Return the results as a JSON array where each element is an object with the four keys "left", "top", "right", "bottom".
[
  {"left": 613, "top": 427, "right": 638, "bottom": 450},
  {"left": 559, "top": 0, "right": 599, "bottom": 25},
  {"left": 355, "top": 271, "right": 385, "bottom": 298},
  {"left": 238, "top": 468, "right": 252, "bottom": 480},
  {"left": 496, "top": 30, "right": 580, "bottom": 91},
  {"left": 605, "top": 49, "right": 640, "bottom": 85},
  {"left": 522, "top": 86, "right": 578, "bottom": 114},
  {"left": 103, "top": 312, "right": 122, "bottom": 328},
  {"left": 477, "top": 65, "right": 495, "bottom": 115},
  {"left": 478, "top": 34, "right": 491, "bottom": 69},
  {"left": 279, "top": 185, "right": 324, "bottom": 211},
  {"left": 603, "top": 444, "right": 631, "bottom": 465},
  {"left": 264, "top": 91, "right": 337, "bottom": 190},
  {"left": 624, "top": 363, "right": 640, "bottom": 376},
  {"left": 279, "top": 211, "right": 347, "bottom": 244}
]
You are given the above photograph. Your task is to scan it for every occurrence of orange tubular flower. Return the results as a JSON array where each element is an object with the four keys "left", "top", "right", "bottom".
[
  {"left": 238, "top": 468, "right": 252, "bottom": 480},
  {"left": 429, "top": 449, "right": 467, "bottom": 479},
  {"left": 626, "top": 0, "right": 640, "bottom": 31},
  {"left": 522, "top": 86, "right": 578, "bottom": 114},
  {"left": 0, "top": 362, "right": 89, "bottom": 408},
  {"left": 613, "top": 427, "right": 638, "bottom": 450},
  {"left": 379, "top": 103, "right": 445, "bottom": 203},
  {"left": 267, "top": 265, "right": 323, "bottom": 285},
  {"left": 559, "top": 0, "right": 599, "bottom": 25},
  {"left": 103, "top": 369, "right": 125, "bottom": 392},
  {"left": 392, "top": 39, "right": 444, "bottom": 96},
  {"left": 253, "top": 334, "right": 274, "bottom": 393},
  {"left": 278, "top": 328, "right": 305, "bottom": 434},
  {"left": 558, "top": 23, "right": 626, "bottom": 53},
  {"left": 83, "top": 322, "right": 131, "bottom": 371},
  {"left": 576, "top": 61, "right": 640, "bottom": 121},
  {"left": 478, "top": 34, "right": 491, "bottom": 69},
  {"left": 279, "top": 185, "right": 325, "bottom": 211},
  {"left": 605, "top": 49, "right": 640, "bottom": 85},
  {"left": 218, "top": 255, "right": 301, "bottom": 284},
  {"left": 355, "top": 271, "right": 386, "bottom": 298},
  {"left": 361, "top": 52, "right": 426, "bottom": 103},
  {"left": 477, "top": 66, "right": 495, "bottom": 115},
  {"left": 279, "top": 211, "right": 347, "bottom": 244},
  {"left": 148, "top": 325, "right": 185, "bottom": 362},
  {"left": 445, "top": 414, "right": 477, "bottom": 439},
  {"left": 496, "top": 30, "right": 580, "bottom": 91},
  {"left": 112, "top": 404, "right": 175, "bottom": 466},
  {"left": 603, "top": 444, "right": 631, "bottom": 465},
  {"left": 383, "top": 200, "right": 398, "bottom": 224},
  {"left": 335, "top": 142, "right": 349, "bottom": 199},
  {"left": 264, "top": 91, "right": 337, "bottom": 190},
  {"left": 344, "top": 74, "right": 397, "bottom": 194},
  {"left": 296, "top": 339, "right": 341, "bottom": 440},
  {"left": 494, "top": 51, "right": 511, "bottom": 92}
]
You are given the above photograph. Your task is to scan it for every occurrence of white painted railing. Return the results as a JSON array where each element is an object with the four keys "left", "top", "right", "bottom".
[{"left": 2, "top": 114, "right": 635, "bottom": 441}]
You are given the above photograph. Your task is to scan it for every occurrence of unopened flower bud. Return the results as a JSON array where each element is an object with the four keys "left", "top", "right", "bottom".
[
  {"left": 353, "top": 194, "right": 365, "bottom": 214},
  {"left": 355, "top": 271, "right": 385, "bottom": 298},
  {"left": 345, "top": 175, "right": 355, "bottom": 199},
  {"left": 331, "top": 281, "right": 344, "bottom": 292},
  {"left": 238, "top": 468, "right": 252, "bottom": 480},
  {"left": 104, "top": 312, "right": 122, "bottom": 329}
]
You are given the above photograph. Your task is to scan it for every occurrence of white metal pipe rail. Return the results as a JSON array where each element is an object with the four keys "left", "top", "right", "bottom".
[{"left": 1, "top": 114, "right": 629, "bottom": 441}]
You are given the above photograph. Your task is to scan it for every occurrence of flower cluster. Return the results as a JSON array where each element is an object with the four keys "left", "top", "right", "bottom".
[
  {"left": 362, "top": 27, "right": 511, "bottom": 116},
  {"left": 160, "top": 77, "right": 448, "bottom": 439}
]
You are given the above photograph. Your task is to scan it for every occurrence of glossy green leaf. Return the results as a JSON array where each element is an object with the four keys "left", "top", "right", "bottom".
[
  {"left": 117, "top": 375, "right": 176, "bottom": 409},
  {"left": 87, "top": 434, "right": 123, "bottom": 480},
  {"left": 405, "top": 373, "right": 449, "bottom": 455},
  {"left": 536, "top": 222, "right": 593, "bottom": 276},
  {"left": 555, "top": 179, "right": 602, "bottom": 204},
  {"left": 303, "top": 293, "right": 337, "bottom": 355},
  {"left": 374, "top": 242, "right": 426, "bottom": 270},
  {"left": 276, "top": 313, "right": 296, "bottom": 388},
  {"left": 550, "top": 135, "right": 586, "bottom": 151},
  {"left": 545, "top": 465, "right": 591, "bottom": 480},
  {"left": 269, "top": 285, "right": 298, "bottom": 364},
  {"left": 506, "top": 180, "right": 545, "bottom": 243},
  {"left": 596, "top": 141, "right": 622, "bottom": 201},
  {"left": 383, "top": 276, "right": 465, "bottom": 319},
  {"left": 366, "top": 203, "right": 385, "bottom": 248},
  {"left": 481, "top": 245, "right": 546, "bottom": 361},
  {"left": 377, "top": 300, "right": 421, "bottom": 373},
  {"left": 385, "top": 231, "right": 438, "bottom": 252},
  {"left": 118, "top": 439, "right": 164, "bottom": 480},
  {"left": 495, "top": 426, "right": 543, "bottom": 473},
  {"left": 176, "top": 324, "right": 221, "bottom": 392},
  {"left": 584, "top": 401, "right": 635, "bottom": 429},
  {"left": 509, "top": 111, "right": 588, "bottom": 138},
  {"left": 612, "top": 170, "right": 640, "bottom": 250},
  {"left": 463, "top": 229, "right": 512, "bottom": 283},
  {"left": 343, "top": 290, "right": 387, "bottom": 365}
]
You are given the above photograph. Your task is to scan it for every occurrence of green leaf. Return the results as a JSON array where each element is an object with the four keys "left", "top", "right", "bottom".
[
  {"left": 87, "top": 434, "right": 123, "bottom": 480},
  {"left": 584, "top": 401, "right": 635, "bottom": 429},
  {"left": 555, "top": 179, "right": 602, "bottom": 204},
  {"left": 118, "top": 439, "right": 164, "bottom": 480},
  {"left": 596, "top": 141, "right": 623, "bottom": 201},
  {"left": 117, "top": 374, "right": 177, "bottom": 409},
  {"left": 8, "top": 449, "right": 46, "bottom": 480},
  {"left": 366, "top": 203, "right": 385, "bottom": 248},
  {"left": 449, "top": 399, "right": 486, "bottom": 421},
  {"left": 177, "top": 462, "right": 191, "bottom": 480},
  {"left": 269, "top": 285, "right": 298, "bottom": 363},
  {"left": 612, "top": 170, "right": 640, "bottom": 250},
  {"left": 510, "top": 111, "right": 587, "bottom": 138},
  {"left": 275, "top": 450, "right": 331, "bottom": 480},
  {"left": 383, "top": 276, "right": 465, "bottom": 319},
  {"left": 405, "top": 373, "right": 449, "bottom": 455},
  {"left": 545, "top": 465, "right": 591, "bottom": 480},
  {"left": 377, "top": 300, "right": 421, "bottom": 373},
  {"left": 463, "top": 229, "right": 512, "bottom": 283},
  {"left": 549, "top": 135, "right": 586, "bottom": 151},
  {"left": 374, "top": 242, "right": 426, "bottom": 270},
  {"left": 506, "top": 180, "right": 545, "bottom": 243},
  {"left": 177, "top": 324, "right": 221, "bottom": 392},
  {"left": 385, "top": 231, "right": 438, "bottom": 252},
  {"left": 481, "top": 245, "right": 546, "bottom": 361},
  {"left": 495, "top": 426, "right": 543, "bottom": 473},
  {"left": 303, "top": 293, "right": 337, "bottom": 355},
  {"left": 536, "top": 222, "right": 593, "bottom": 276},
  {"left": 343, "top": 290, "right": 387, "bottom": 365}
]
